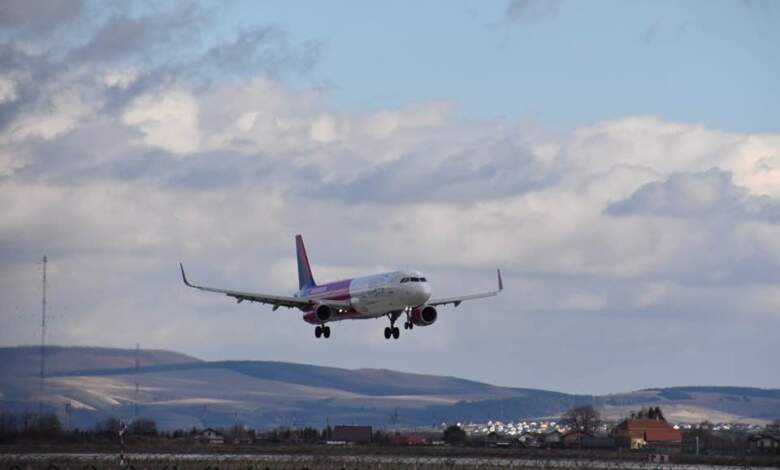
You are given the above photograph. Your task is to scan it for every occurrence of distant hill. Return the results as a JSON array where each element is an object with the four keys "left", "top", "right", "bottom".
[
  {"left": 0, "top": 346, "right": 777, "bottom": 430},
  {"left": 58, "top": 360, "right": 524, "bottom": 398},
  {"left": 0, "top": 346, "right": 200, "bottom": 377}
]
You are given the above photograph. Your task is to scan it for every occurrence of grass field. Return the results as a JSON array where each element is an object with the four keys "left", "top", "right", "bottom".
[{"left": 1, "top": 446, "right": 779, "bottom": 470}]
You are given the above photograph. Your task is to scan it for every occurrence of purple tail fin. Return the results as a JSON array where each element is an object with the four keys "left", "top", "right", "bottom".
[{"left": 296, "top": 234, "right": 316, "bottom": 290}]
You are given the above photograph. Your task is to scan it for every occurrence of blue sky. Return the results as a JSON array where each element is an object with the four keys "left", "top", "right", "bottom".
[
  {"left": 1, "top": 0, "right": 780, "bottom": 396},
  {"left": 220, "top": 0, "right": 779, "bottom": 132}
]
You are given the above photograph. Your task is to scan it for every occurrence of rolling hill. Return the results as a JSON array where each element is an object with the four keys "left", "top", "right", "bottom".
[{"left": 0, "top": 346, "right": 777, "bottom": 430}]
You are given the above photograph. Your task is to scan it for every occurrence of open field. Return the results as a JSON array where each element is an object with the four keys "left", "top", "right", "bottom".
[
  {"left": 1, "top": 445, "right": 779, "bottom": 470},
  {"left": 1, "top": 452, "right": 779, "bottom": 470}
]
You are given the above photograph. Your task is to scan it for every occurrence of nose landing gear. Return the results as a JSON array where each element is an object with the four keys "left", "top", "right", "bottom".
[{"left": 403, "top": 306, "right": 414, "bottom": 330}]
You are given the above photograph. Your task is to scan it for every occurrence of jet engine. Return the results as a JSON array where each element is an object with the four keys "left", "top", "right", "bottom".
[
  {"left": 314, "top": 304, "right": 333, "bottom": 323},
  {"left": 410, "top": 305, "right": 437, "bottom": 326}
]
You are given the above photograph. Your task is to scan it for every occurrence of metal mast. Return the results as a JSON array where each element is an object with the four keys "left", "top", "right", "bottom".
[
  {"left": 39, "top": 255, "right": 47, "bottom": 417},
  {"left": 134, "top": 343, "right": 140, "bottom": 418}
]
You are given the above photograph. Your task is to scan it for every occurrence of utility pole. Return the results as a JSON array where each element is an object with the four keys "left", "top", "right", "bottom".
[{"left": 39, "top": 255, "right": 47, "bottom": 418}]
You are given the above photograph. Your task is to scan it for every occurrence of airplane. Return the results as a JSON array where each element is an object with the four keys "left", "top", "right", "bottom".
[{"left": 179, "top": 235, "right": 502, "bottom": 340}]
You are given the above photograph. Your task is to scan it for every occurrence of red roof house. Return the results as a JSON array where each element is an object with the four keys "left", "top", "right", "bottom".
[
  {"left": 389, "top": 433, "right": 426, "bottom": 446},
  {"left": 612, "top": 419, "right": 682, "bottom": 449}
]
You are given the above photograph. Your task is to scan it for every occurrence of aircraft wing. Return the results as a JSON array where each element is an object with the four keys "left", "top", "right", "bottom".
[
  {"left": 426, "top": 269, "right": 503, "bottom": 308},
  {"left": 179, "top": 263, "right": 349, "bottom": 311}
]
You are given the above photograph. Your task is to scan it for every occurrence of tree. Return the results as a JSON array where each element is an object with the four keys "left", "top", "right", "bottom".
[
  {"left": 698, "top": 420, "right": 713, "bottom": 430},
  {"left": 443, "top": 425, "right": 467, "bottom": 446},
  {"left": 36, "top": 414, "right": 62, "bottom": 436},
  {"left": 129, "top": 418, "right": 157, "bottom": 436},
  {"left": 95, "top": 417, "right": 121, "bottom": 434},
  {"left": 0, "top": 412, "right": 19, "bottom": 436},
  {"left": 297, "top": 427, "right": 319, "bottom": 443},
  {"left": 372, "top": 429, "right": 388, "bottom": 445},
  {"left": 560, "top": 405, "right": 600, "bottom": 434}
]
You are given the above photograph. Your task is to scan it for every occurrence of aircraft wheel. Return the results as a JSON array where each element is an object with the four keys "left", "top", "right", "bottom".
[
  {"left": 409, "top": 322, "right": 414, "bottom": 330},
  {"left": 315, "top": 326, "right": 322, "bottom": 338},
  {"left": 392, "top": 327, "right": 400, "bottom": 339},
  {"left": 384, "top": 327, "right": 391, "bottom": 339},
  {"left": 323, "top": 326, "right": 331, "bottom": 338}
]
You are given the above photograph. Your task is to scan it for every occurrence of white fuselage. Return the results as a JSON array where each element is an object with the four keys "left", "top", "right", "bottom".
[{"left": 298, "top": 269, "right": 431, "bottom": 320}]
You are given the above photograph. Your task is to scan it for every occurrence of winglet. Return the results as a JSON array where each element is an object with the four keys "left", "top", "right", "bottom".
[
  {"left": 179, "top": 262, "right": 194, "bottom": 287},
  {"left": 497, "top": 269, "right": 503, "bottom": 292}
]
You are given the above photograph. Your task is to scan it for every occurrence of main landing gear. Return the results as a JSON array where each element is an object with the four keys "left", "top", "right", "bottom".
[
  {"left": 384, "top": 326, "right": 400, "bottom": 340},
  {"left": 315, "top": 325, "right": 331, "bottom": 339},
  {"left": 383, "top": 312, "right": 401, "bottom": 340}
]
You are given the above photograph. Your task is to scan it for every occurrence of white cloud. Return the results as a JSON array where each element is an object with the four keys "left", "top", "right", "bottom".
[
  {"left": 122, "top": 90, "right": 201, "bottom": 154},
  {"left": 0, "top": 76, "right": 17, "bottom": 104},
  {"left": 11, "top": 88, "right": 95, "bottom": 141},
  {"left": 309, "top": 113, "right": 348, "bottom": 143},
  {"left": 364, "top": 101, "right": 452, "bottom": 139},
  {"left": 102, "top": 68, "right": 139, "bottom": 89},
  {"left": 607, "top": 168, "right": 780, "bottom": 225},
  {"left": 1, "top": 3, "right": 779, "bottom": 393}
]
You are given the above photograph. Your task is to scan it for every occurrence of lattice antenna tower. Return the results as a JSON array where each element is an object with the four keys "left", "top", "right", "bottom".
[
  {"left": 134, "top": 343, "right": 140, "bottom": 418},
  {"left": 388, "top": 407, "right": 400, "bottom": 427},
  {"left": 38, "top": 255, "right": 47, "bottom": 418}
]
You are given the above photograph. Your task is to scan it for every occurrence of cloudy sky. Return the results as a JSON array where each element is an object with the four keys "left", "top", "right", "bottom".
[{"left": 1, "top": 0, "right": 779, "bottom": 395}]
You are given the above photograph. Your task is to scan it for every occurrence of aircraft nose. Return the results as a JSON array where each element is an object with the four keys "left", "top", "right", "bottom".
[{"left": 414, "top": 283, "right": 431, "bottom": 305}]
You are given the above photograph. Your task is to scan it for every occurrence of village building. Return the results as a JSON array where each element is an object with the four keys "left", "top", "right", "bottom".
[
  {"left": 682, "top": 430, "right": 747, "bottom": 455},
  {"left": 195, "top": 428, "right": 224, "bottom": 445},
  {"left": 582, "top": 435, "right": 618, "bottom": 450},
  {"left": 748, "top": 434, "right": 780, "bottom": 454},
  {"left": 543, "top": 430, "right": 562, "bottom": 448},
  {"left": 562, "top": 431, "right": 591, "bottom": 448},
  {"left": 389, "top": 433, "right": 426, "bottom": 446},
  {"left": 562, "top": 431, "right": 617, "bottom": 450},
  {"left": 612, "top": 418, "right": 682, "bottom": 451},
  {"left": 332, "top": 425, "right": 372, "bottom": 444},
  {"left": 518, "top": 432, "right": 542, "bottom": 447}
]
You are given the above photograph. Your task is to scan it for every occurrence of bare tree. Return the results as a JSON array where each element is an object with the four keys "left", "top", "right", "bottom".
[
  {"left": 129, "top": 418, "right": 157, "bottom": 436},
  {"left": 561, "top": 405, "right": 600, "bottom": 434},
  {"left": 95, "top": 417, "right": 122, "bottom": 434}
]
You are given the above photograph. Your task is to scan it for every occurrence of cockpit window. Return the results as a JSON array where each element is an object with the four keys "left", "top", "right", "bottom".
[
  {"left": 401, "top": 277, "right": 427, "bottom": 283},
  {"left": 420, "top": 277, "right": 427, "bottom": 282}
]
